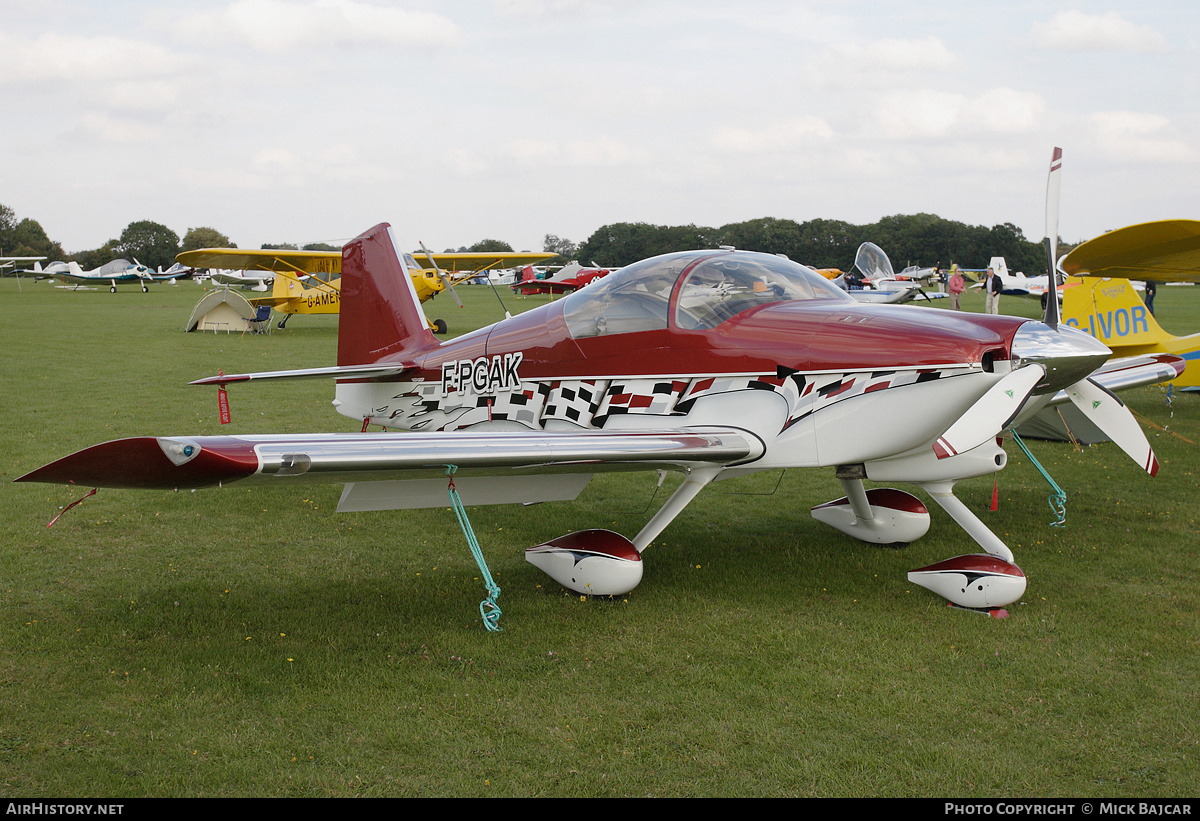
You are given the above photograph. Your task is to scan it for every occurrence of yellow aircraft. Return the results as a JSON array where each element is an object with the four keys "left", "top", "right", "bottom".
[
  {"left": 1060, "top": 219, "right": 1200, "bottom": 391},
  {"left": 177, "top": 247, "right": 558, "bottom": 332}
]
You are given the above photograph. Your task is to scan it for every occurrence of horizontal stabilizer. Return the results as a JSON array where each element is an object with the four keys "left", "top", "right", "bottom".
[{"left": 189, "top": 362, "right": 412, "bottom": 385}]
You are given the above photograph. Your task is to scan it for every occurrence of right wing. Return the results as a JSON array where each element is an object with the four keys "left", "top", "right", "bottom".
[{"left": 1043, "top": 352, "right": 1184, "bottom": 405}]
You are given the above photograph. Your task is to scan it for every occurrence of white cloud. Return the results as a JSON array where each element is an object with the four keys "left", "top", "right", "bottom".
[
  {"left": 961, "top": 88, "right": 1046, "bottom": 134},
  {"left": 0, "top": 32, "right": 185, "bottom": 84},
  {"left": 804, "top": 36, "right": 962, "bottom": 88},
  {"left": 500, "top": 136, "right": 643, "bottom": 167},
  {"left": 189, "top": 0, "right": 460, "bottom": 54},
  {"left": 712, "top": 117, "right": 833, "bottom": 153},
  {"left": 1031, "top": 10, "right": 1170, "bottom": 54},
  {"left": 78, "top": 112, "right": 163, "bottom": 143},
  {"left": 828, "top": 36, "right": 961, "bottom": 73},
  {"left": 1090, "top": 112, "right": 1197, "bottom": 163},
  {"left": 876, "top": 88, "right": 1045, "bottom": 139},
  {"left": 876, "top": 89, "right": 965, "bottom": 138}
]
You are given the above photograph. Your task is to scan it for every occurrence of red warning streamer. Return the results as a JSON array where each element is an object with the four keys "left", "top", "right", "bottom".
[
  {"left": 217, "top": 370, "right": 231, "bottom": 425},
  {"left": 47, "top": 488, "right": 97, "bottom": 528}
]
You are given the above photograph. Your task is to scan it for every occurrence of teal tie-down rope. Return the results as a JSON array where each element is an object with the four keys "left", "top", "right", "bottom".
[
  {"left": 445, "top": 466, "right": 503, "bottom": 631},
  {"left": 1011, "top": 432, "right": 1067, "bottom": 527}
]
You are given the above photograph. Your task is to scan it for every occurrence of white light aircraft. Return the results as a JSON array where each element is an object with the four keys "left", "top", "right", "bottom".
[
  {"left": 17, "top": 149, "right": 1173, "bottom": 617},
  {"left": 37, "top": 259, "right": 180, "bottom": 292}
]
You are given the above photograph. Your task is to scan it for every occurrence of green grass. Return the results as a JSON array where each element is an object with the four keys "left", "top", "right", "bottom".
[{"left": 1, "top": 276, "right": 1198, "bottom": 796}]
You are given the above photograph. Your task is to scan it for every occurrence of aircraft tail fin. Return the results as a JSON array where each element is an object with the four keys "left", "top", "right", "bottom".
[
  {"left": 1062, "top": 277, "right": 1171, "bottom": 349},
  {"left": 520, "top": 265, "right": 535, "bottom": 282},
  {"left": 338, "top": 223, "right": 438, "bottom": 366}
]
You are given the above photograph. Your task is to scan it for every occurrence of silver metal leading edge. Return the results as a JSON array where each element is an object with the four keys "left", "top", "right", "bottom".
[{"left": 250, "top": 427, "right": 765, "bottom": 480}]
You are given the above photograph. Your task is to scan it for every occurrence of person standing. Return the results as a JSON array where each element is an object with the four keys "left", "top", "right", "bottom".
[
  {"left": 948, "top": 266, "right": 965, "bottom": 310},
  {"left": 1145, "top": 280, "right": 1158, "bottom": 315},
  {"left": 985, "top": 266, "right": 1002, "bottom": 315}
]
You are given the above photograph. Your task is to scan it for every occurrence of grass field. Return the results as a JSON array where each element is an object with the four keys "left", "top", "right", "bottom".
[{"left": 1, "top": 275, "right": 1197, "bottom": 797}]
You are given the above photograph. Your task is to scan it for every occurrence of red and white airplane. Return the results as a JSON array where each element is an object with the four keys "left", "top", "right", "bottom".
[
  {"left": 511, "top": 262, "right": 612, "bottom": 296},
  {"left": 16, "top": 153, "right": 1176, "bottom": 611}
]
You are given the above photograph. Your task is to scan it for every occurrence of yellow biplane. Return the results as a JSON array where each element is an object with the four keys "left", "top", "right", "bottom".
[
  {"left": 177, "top": 247, "right": 558, "bottom": 332},
  {"left": 1060, "top": 219, "right": 1200, "bottom": 391}
]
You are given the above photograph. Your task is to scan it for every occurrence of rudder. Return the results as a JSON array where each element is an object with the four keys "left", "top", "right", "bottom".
[
  {"left": 338, "top": 223, "right": 438, "bottom": 366},
  {"left": 1062, "top": 277, "right": 1168, "bottom": 349}
]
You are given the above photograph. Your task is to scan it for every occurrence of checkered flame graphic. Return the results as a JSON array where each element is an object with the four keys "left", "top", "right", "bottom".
[{"left": 378, "top": 367, "right": 969, "bottom": 433}]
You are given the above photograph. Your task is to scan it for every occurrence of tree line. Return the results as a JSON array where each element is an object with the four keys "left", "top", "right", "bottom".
[
  {"left": 2, "top": 202, "right": 1053, "bottom": 276},
  {"left": 571, "top": 214, "right": 1052, "bottom": 273}
]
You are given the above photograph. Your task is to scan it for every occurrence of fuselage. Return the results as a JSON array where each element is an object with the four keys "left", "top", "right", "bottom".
[{"left": 334, "top": 249, "right": 1036, "bottom": 468}]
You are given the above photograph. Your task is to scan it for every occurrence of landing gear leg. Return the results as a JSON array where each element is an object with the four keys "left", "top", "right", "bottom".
[
  {"left": 631, "top": 467, "right": 720, "bottom": 551},
  {"left": 918, "top": 480, "right": 1014, "bottom": 561}
]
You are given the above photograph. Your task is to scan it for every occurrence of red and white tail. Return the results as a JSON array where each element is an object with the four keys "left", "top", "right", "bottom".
[{"left": 338, "top": 223, "right": 439, "bottom": 366}]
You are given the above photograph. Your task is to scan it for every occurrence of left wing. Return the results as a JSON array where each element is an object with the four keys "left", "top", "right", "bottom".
[
  {"left": 178, "top": 248, "right": 341, "bottom": 276},
  {"left": 16, "top": 429, "right": 764, "bottom": 510}
]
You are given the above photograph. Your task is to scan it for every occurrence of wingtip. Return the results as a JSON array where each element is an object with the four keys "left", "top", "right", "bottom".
[{"left": 16, "top": 437, "right": 258, "bottom": 489}]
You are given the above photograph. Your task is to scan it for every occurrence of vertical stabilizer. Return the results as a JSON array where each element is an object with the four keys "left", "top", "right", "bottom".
[{"left": 338, "top": 223, "right": 438, "bottom": 366}]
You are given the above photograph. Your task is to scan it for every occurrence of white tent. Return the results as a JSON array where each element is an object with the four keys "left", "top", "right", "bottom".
[{"left": 185, "top": 287, "right": 270, "bottom": 333}]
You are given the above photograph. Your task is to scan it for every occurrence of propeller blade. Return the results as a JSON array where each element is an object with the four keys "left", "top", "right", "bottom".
[
  {"left": 438, "top": 271, "right": 464, "bottom": 308},
  {"left": 1043, "top": 147, "right": 1063, "bottom": 329},
  {"left": 934, "top": 365, "right": 1046, "bottom": 459},
  {"left": 420, "top": 242, "right": 464, "bottom": 308},
  {"left": 1065, "top": 378, "right": 1159, "bottom": 476}
]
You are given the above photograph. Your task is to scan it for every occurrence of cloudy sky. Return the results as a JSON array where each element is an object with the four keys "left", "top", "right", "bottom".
[{"left": 2, "top": 0, "right": 1197, "bottom": 256}]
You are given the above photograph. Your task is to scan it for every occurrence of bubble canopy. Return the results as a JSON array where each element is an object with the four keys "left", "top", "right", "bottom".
[{"left": 561, "top": 249, "right": 850, "bottom": 339}]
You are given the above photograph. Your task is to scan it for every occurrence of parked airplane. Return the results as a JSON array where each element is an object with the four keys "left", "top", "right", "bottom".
[
  {"left": 177, "top": 247, "right": 558, "bottom": 330},
  {"left": 968, "top": 257, "right": 1048, "bottom": 299},
  {"left": 20, "top": 208, "right": 1166, "bottom": 611},
  {"left": 511, "top": 262, "right": 613, "bottom": 296},
  {"left": 833, "top": 243, "right": 936, "bottom": 304},
  {"left": 1058, "top": 219, "right": 1200, "bottom": 392},
  {"left": 31, "top": 258, "right": 178, "bottom": 292}
]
